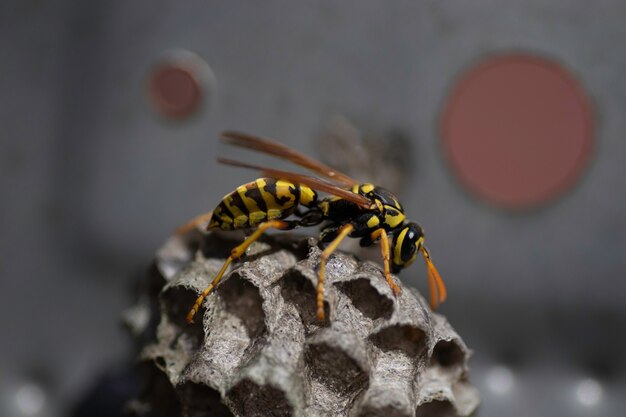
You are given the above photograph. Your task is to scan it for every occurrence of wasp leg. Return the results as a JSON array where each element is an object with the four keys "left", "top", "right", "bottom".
[
  {"left": 319, "top": 223, "right": 341, "bottom": 243},
  {"left": 186, "top": 219, "right": 294, "bottom": 324},
  {"left": 296, "top": 207, "right": 325, "bottom": 227},
  {"left": 370, "top": 228, "right": 402, "bottom": 296},
  {"left": 175, "top": 211, "right": 214, "bottom": 235},
  {"left": 317, "top": 223, "right": 354, "bottom": 321}
]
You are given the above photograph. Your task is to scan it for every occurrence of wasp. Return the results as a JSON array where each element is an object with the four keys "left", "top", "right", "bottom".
[{"left": 183, "top": 132, "right": 446, "bottom": 324}]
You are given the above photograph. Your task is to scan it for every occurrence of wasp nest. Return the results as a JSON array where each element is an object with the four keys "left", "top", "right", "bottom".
[{"left": 129, "top": 229, "right": 479, "bottom": 417}]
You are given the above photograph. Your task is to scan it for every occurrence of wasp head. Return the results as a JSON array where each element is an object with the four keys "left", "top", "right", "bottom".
[
  {"left": 391, "top": 222, "right": 424, "bottom": 273},
  {"left": 391, "top": 221, "right": 447, "bottom": 310}
]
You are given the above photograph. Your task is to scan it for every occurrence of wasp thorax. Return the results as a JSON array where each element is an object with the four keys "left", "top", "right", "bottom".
[
  {"left": 391, "top": 222, "right": 424, "bottom": 272},
  {"left": 355, "top": 184, "right": 406, "bottom": 228}
]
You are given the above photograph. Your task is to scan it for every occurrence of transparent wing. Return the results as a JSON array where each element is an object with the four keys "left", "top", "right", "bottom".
[
  {"left": 218, "top": 157, "right": 373, "bottom": 209},
  {"left": 221, "top": 131, "right": 359, "bottom": 187}
]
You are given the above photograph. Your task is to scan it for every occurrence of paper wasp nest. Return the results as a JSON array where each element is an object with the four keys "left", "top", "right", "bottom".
[{"left": 129, "top": 230, "right": 479, "bottom": 417}]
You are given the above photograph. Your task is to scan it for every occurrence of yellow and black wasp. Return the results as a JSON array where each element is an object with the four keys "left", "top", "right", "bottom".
[{"left": 184, "top": 131, "right": 446, "bottom": 324}]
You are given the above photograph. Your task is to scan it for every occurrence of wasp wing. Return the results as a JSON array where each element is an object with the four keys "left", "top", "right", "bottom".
[
  {"left": 218, "top": 157, "right": 373, "bottom": 209},
  {"left": 221, "top": 131, "right": 359, "bottom": 187}
]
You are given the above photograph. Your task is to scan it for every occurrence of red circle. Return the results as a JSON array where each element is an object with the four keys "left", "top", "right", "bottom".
[
  {"left": 149, "top": 64, "right": 202, "bottom": 119},
  {"left": 441, "top": 54, "right": 594, "bottom": 209}
]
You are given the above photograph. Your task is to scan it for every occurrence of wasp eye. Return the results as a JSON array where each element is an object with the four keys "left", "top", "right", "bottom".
[{"left": 401, "top": 235, "right": 417, "bottom": 261}]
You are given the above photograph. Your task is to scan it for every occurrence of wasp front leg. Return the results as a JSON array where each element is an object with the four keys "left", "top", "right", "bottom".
[
  {"left": 317, "top": 223, "right": 354, "bottom": 321},
  {"left": 370, "top": 228, "right": 402, "bottom": 296}
]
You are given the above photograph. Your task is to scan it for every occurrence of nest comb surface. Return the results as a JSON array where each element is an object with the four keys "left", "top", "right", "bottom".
[{"left": 132, "top": 229, "right": 479, "bottom": 417}]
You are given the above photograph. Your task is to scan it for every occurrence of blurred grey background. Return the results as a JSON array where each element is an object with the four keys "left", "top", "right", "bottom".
[{"left": 1, "top": 1, "right": 625, "bottom": 416}]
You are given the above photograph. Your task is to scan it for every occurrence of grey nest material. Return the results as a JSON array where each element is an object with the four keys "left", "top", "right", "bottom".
[{"left": 133, "top": 229, "right": 479, "bottom": 417}]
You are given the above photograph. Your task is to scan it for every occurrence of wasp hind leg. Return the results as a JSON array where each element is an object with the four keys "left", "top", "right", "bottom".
[
  {"left": 186, "top": 219, "right": 295, "bottom": 324},
  {"left": 370, "top": 228, "right": 402, "bottom": 296},
  {"left": 175, "top": 211, "right": 214, "bottom": 235},
  {"left": 317, "top": 223, "right": 354, "bottom": 321}
]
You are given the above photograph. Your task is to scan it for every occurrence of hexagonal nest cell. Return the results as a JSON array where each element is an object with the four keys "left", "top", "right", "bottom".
[{"left": 128, "top": 229, "right": 479, "bottom": 417}]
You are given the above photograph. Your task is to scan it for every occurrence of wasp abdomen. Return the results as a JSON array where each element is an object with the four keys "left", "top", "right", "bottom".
[{"left": 209, "top": 178, "right": 317, "bottom": 230}]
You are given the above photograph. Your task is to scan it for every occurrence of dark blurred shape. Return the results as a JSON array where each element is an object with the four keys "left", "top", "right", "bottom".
[
  {"left": 148, "top": 51, "right": 211, "bottom": 120},
  {"left": 441, "top": 54, "right": 594, "bottom": 209},
  {"left": 318, "top": 116, "right": 415, "bottom": 196},
  {"left": 70, "top": 362, "right": 185, "bottom": 417},
  {"left": 71, "top": 366, "right": 140, "bottom": 417}
]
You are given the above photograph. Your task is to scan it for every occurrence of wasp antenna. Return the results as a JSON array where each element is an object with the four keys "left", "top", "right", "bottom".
[
  {"left": 428, "top": 260, "right": 447, "bottom": 304},
  {"left": 427, "top": 266, "right": 439, "bottom": 309},
  {"left": 421, "top": 246, "right": 447, "bottom": 309}
]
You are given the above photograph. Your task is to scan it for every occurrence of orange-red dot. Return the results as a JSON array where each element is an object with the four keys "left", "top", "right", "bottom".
[
  {"left": 148, "top": 59, "right": 203, "bottom": 120},
  {"left": 441, "top": 54, "right": 594, "bottom": 209}
]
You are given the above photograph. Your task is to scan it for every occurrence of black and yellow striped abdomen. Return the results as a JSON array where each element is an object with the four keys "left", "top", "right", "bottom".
[{"left": 209, "top": 178, "right": 317, "bottom": 230}]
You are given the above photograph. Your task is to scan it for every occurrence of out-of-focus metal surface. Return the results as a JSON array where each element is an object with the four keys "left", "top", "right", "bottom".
[{"left": 1, "top": 1, "right": 625, "bottom": 416}]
